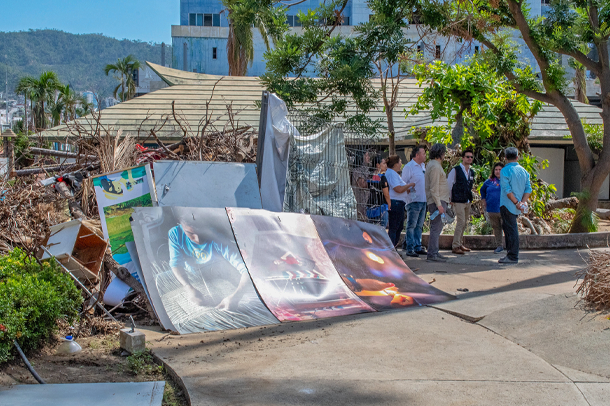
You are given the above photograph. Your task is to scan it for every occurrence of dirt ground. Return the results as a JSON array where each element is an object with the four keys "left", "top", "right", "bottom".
[
  {"left": 598, "top": 219, "right": 610, "bottom": 232},
  {"left": 0, "top": 333, "right": 188, "bottom": 406}
]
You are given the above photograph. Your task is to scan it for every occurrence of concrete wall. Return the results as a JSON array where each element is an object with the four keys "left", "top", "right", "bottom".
[{"left": 531, "top": 147, "right": 565, "bottom": 198}]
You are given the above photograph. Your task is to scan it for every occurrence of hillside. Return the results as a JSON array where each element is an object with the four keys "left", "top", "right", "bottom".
[{"left": 0, "top": 29, "right": 171, "bottom": 97}]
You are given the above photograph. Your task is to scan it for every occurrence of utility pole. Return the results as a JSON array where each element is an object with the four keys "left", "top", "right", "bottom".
[{"left": 5, "top": 66, "right": 8, "bottom": 131}]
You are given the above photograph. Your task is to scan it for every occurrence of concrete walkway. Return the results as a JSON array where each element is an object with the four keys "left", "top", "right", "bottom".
[{"left": 145, "top": 248, "right": 610, "bottom": 406}]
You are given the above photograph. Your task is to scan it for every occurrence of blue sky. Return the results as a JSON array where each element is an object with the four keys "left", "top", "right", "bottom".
[{"left": 2, "top": 0, "right": 179, "bottom": 43}]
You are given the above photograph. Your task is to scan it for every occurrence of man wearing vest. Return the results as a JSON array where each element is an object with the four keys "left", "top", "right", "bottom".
[{"left": 447, "top": 149, "right": 475, "bottom": 255}]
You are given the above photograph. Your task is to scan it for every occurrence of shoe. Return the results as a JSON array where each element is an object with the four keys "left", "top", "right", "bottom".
[
  {"left": 498, "top": 256, "right": 518, "bottom": 264},
  {"left": 452, "top": 247, "right": 465, "bottom": 255},
  {"left": 460, "top": 245, "right": 471, "bottom": 252},
  {"left": 494, "top": 246, "right": 504, "bottom": 254},
  {"left": 427, "top": 254, "right": 447, "bottom": 262},
  {"left": 437, "top": 253, "right": 448, "bottom": 259},
  {"left": 404, "top": 251, "right": 419, "bottom": 258},
  {"left": 415, "top": 248, "right": 428, "bottom": 255}
]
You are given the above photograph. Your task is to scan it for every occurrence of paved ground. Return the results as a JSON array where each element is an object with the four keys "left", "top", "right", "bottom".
[{"left": 144, "top": 248, "right": 610, "bottom": 406}]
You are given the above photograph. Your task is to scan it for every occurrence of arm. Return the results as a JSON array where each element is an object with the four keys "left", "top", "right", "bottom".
[
  {"left": 393, "top": 183, "right": 414, "bottom": 193},
  {"left": 428, "top": 165, "right": 444, "bottom": 213},
  {"left": 382, "top": 185, "right": 391, "bottom": 208},
  {"left": 216, "top": 272, "right": 250, "bottom": 310},
  {"left": 446, "top": 168, "right": 456, "bottom": 199}
]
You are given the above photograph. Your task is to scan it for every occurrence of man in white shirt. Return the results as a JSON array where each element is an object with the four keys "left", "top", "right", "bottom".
[
  {"left": 385, "top": 155, "right": 415, "bottom": 248},
  {"left": 446, "top": 149, "right": 475, "bottom": 255},
  {"left": 401, "top": 146, "right": 428, "bottom": 257}
]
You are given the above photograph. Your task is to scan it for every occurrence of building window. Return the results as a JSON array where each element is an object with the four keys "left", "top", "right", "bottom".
[
  {"left": 287, "top": 15, "right": 302, "bottom": 27},
  {"left": 474, "top": 45, "right": 479, "bottom": 54},
  {"left": 435, "top": 45, "right": 441, "bottom": 59},
  {"left": 340, "top": 16, "right": 350, "bottom": 26},
  {"left": 189, "top": 13, "right": 221, "bottom": 27},
  {"left": 417, "top": 45, "right": 422, "bottom": 55},
  {"left": 132, "top": 69, "right": 139, "bottom": 87},
  {"left": 369, "top": 14, "right": 374, "bottom": 22},
  {"left": 213, "top": 47, "right": 217, "bottom": 59}
]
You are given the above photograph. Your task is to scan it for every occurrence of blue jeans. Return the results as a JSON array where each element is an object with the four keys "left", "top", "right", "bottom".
[
  {"left": 388, "top": 199, "right": 406, "bottom": 247},
  {"left": 405, "top": 201, "right": 427, "bottom": 252}
]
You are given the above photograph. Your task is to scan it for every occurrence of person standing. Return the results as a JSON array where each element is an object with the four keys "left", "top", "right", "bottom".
[
  {"left": 425, "top": 144, "right": 450, "bottom": 262},
  {"left": 480, "top": 163, "right": 504, "bottom": 253},
  {"left": 447, "top": 149, "right": 475, "bottom": 255},
  {"left": 499, "top": 147, "right": 532, "bottom": 264},
  {"left": 352, "top": 151, "right": 372, "bottom": 221},
  {"left": 366, "top": 155, "right": 390, "bottom": 228},
  {"left": 385, "top": 155, "right": 415, "bottom": 248},
  {"left": 401, "top": 145, "right": 428, "bottom": 257}
]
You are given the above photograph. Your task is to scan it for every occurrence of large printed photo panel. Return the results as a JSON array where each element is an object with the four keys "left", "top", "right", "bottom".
[
  {"left": 226, "top": 209, "right": 374, "bottom": 321},
  {"left": 130, "top": 207, "right": 279, "bottom": 333},
  {"left": 311, "top": 215, "right": 454, "bottom": 310}
]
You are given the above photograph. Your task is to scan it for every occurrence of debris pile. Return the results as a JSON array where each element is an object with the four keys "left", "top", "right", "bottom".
[
  {"left": 0, "top": 100, "right": 258, "bottom": 327},
  {"left": 576, "top": 250, "right": 610, "bottom": 310}
]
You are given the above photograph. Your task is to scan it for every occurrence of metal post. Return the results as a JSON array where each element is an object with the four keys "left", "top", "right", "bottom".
[
  {"left": 1, "top": 128, "right": 15, "bottom": 178},
  {"left": 161, "top": 42, "right": 165, "bottom": 67},
  {"left": 183, "top": 42, "right": 188, "bottom": 71},
  {"left": 256, "top": 91, "right": 269, "bottom": 188}
]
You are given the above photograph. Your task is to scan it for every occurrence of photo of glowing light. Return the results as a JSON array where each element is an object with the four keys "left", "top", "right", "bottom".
[{"left": 366, "top": 251, "right": 385, "bottom": 264}]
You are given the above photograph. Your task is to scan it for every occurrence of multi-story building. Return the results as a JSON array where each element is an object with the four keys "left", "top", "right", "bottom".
[{"left": 171, "top": 0, "right": 496, "bottom": 76}]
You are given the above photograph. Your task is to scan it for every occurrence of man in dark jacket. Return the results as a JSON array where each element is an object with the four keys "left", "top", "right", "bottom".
[{"left": 447, "top": 149, "right": 475, "bottom": 255}]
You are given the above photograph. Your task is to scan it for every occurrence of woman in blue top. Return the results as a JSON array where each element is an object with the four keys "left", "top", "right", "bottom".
[{"left": 480, "top": 163, "right": 504, "bottom": 253}]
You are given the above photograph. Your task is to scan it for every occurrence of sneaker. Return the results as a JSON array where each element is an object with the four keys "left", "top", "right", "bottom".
[
  {"left": 427, "top": 254, "right": 447, "bottom": 262},
  {"left": 415, "top": 248, "right": 428, "bottom": 255},
  {"left": 494, "top": 246, "right": 504, "bottom": 254},
  {"left": 498, "top": 256, "right": 518, "bottom": 264},
  {"left": 404, "top": 251, "right": 419, "bottom": 258}
]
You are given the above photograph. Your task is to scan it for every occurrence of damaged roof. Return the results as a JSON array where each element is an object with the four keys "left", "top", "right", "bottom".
[{"left": 39, "top": 61, "right": 602, "bottom": 145}]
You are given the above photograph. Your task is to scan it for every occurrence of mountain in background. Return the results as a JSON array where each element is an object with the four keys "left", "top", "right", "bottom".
[{"left": 0, "top": 29, "right": 170, "bottom": 97}]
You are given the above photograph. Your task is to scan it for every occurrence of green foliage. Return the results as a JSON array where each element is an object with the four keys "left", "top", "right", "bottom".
[
  {"left": 570, "top": 190, "right": 599, "bottom": 233},
  {"left": 410, "top": 59, "right": 541, "bottom": 154},
  {"left": 0, "top": 30, "right": 167, "bottom": 97},
  {"left": 565, "top": 120, "right": 603, "bottom": 155},
  {"left": 551, "top": 208, "right": 576, "bottom": 234},
  {"left": 0, "top": 248, "right": 83, "bottom": 364},
  {"left": 518, "top": 154, "right": 556, "bottom": 218},
  {"left": 261, "top": 0, "right": 419, "bottom": 138},
  {"left": 127, "top": 349, "right": 162, "bottom": 375}
]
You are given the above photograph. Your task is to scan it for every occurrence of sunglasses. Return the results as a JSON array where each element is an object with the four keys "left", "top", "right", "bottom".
[{"left": 464, "top": 155, "right": 474, "bottom": 159}]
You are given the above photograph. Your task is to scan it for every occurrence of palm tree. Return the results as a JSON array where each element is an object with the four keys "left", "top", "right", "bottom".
[
  {"left": 223, "top": 0, "right": 287, "bottom": 76},
  {"left": 104, "top": 55, "right": 141, "bottom": 102},
  {"left": 15, "top": 71, "right": 62, "bottom": 130},
  {"left": 76, "top": 95, "right": 94, "bottom": 117}
]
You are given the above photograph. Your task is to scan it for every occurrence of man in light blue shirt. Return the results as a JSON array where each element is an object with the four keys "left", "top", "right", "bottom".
[{"left": 499, "top": 147, "right": 532, "bottom": 264}]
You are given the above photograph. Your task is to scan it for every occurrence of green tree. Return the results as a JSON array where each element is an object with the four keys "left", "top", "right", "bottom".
[
  {"left": 223, "top": 0, "right": 288, "bottom": 76},
  {"left": 416, "top": 0, "right": 610, "bottom": 233},
  {"left": 15, "top": 71, "right": 62, "bottom": 130},
  {"left": 262, "top": 0, "right": 422, "bottom": 148},
  {"left": 104, "top": 55, "right": 141, "bottom": 102}
]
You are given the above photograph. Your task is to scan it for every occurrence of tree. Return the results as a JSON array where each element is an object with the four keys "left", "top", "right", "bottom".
[
  {"left": 416, "top": 0, "right": 610, "bottom": 233},
  {"left": 104, "top": 55, "right": 141, "bottom": 102},
  {"left": 410, "top": 59, "right": 557, "bottom": 217},
  {"left": 15, "top": 71, "right": 62, "bottom": 130},
  {"left": 223, "top": 0, "right": 288, "bottom": 76},
  {"left": 262, "top": 0, "right": 426, "bottom": 150}
]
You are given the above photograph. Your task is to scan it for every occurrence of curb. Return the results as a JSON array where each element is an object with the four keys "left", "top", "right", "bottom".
[
  {"left": 419, "top": 232, "right": 610, "bottom": 250},
  {"left": 151, "top": 351, "right": 192, "bottom": 406}
]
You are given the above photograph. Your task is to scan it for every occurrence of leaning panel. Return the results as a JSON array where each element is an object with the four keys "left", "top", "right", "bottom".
[
  {"left": 226, "top": 208, "right": 375, "bottom": 321},
  {"left": 311, "top": 215, "right": 455, "bottom": 309},
  {"left": 130, "top": 206, "right": 279, "bottom": 333}
]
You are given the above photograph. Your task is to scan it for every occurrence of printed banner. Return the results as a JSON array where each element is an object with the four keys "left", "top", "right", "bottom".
[
  {"left": 130, "top": 207, "right": 279, "bottom": 333},
  {"left": 92, "top": 164, "right": 156, "bottom": 286},
  {"left": 311, "top": 215, "right": 454, "bottom": 309},
  {"left": 227, "top": 209, "right": 374, "bottom": 321}
]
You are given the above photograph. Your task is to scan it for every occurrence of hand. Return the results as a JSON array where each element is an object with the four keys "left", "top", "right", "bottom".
[
  {"left": 216, "top": 294, "right": 241, "bottom": 311},
  {"left": 184, "top": 285, "right": 209, "bottom": 307},
  {"left": 438, "top": 205, "right": 445, "bottom": 215}
]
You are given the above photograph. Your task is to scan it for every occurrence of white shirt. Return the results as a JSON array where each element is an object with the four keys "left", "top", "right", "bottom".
[
  {"left": 385, "top": 168, "right": 408, "bottom": 202},
  {"left": 401, "top": 160, "right": 426, "bottom": 204},
  {"left": 447, "top": 164, "right": 473, "bottom": 203}
]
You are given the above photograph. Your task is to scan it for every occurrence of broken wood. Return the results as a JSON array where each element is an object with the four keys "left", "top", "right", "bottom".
[
  {"left": 103, "top": 252, "right": 156, "bottom": 320},
  {"left": 54, "top": 181, "right": 87, "bottom": 220},
  {"left": 546, "top": 197, "right": 579, "bottom": 211},
  {"left": 29, "top": 147, "right": 97, "bottom": 160}
]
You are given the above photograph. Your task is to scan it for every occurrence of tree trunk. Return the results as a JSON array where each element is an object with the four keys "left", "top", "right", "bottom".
[
  {"left": 569, "top": 170, "right": 605, "bottom": 233},
  {"left": 451, "top": 107, "right": 465, "bottom": 146},
  {"left": 574, "top": 66, "right": 588, "bottom": 104},
  {"left": 385, "top": 105, "right": 396, "bottom": 155},
  {"left": 545, "top": 197, "right": 579, "bottom": 211}
]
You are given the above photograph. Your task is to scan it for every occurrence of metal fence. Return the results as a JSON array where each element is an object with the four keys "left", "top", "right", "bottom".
[{"left": 283, "top": 110, "right": 388, "bottom": 226}]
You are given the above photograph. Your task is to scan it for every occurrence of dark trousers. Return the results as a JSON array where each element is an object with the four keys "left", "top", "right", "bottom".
[
  {"left": 500, "top": 206, "right": 519, "bottom": 261},
  {"left": 388, "top": 199, "right": 406, "bottom": 247}
]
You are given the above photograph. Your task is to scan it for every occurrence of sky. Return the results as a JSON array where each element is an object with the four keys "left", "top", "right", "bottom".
[{"left": 1, "top": 0, "right": 179, "bottom": 44}]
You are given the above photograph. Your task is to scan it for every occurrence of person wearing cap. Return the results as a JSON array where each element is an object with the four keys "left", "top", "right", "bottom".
[{"left": 499, "top": 147, "right": 532, "bottom": 264}]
